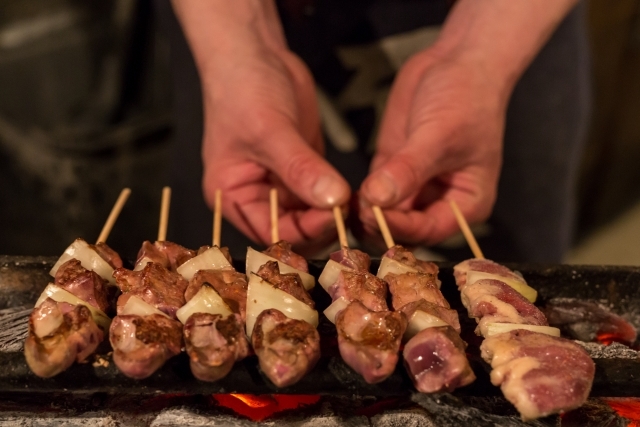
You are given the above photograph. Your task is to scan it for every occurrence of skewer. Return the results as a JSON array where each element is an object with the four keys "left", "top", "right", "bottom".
[
  {"left": 96, "top": 188, "right": 131, "bottom": 244},
  {"left": 333, "top": 206, "right": 348, "bottom": 248},
  {"left": 213, "top": 189, "right": 222, "bottom": 247},
  {"left": 158, "top": 186, "right": 171, "bottom": 242},
  {"left": 372, "top": 206, "right": 395, "bottom": 249},
  {"left": 448, "top": 199, "right": 484, "bottom": 259},
  {"left": 270, "top": 188, "right": 279, "bottom": 244}
]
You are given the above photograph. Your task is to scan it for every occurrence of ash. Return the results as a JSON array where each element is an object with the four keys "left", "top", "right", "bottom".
[{"left": 576, "top": 341, "right": 640, "bottom": 359}]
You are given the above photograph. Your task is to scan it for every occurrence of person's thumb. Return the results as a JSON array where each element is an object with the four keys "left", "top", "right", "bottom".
[{"left": 262, "top": 128, "right": 350, "bottom": 208}]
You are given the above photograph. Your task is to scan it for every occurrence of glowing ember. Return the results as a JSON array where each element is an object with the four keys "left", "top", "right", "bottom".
[
  {"left": 603, "top": 398, "right": 640, "bottom": 426},
  {"left": 597, "top": 332, "right": 632, "bottom": 346},
  {"left": 212, "top": 394, "right": 320, "bottom": 421}
]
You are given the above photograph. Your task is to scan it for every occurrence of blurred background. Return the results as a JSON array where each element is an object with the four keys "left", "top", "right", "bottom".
[{"left": 0, "top": 0, "right": 638, "bottom": 264}]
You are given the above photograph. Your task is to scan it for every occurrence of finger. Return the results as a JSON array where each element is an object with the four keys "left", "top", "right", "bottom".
[{"left": 260, "top": 127, "right": 351, "bottom": 208}]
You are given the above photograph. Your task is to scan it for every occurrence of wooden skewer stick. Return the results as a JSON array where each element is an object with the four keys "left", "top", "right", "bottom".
[
  {"left": 448, "top": 199, "right": 485, "bottom": 259},
  {"left": 372, "top": 206, "right": 395, "bottom": 249},
  {"left": 96, "top": 188, "right": 131, "bottom": 244},
  {"left": 333, "top": 206, "right": 348, "bottom": 248},
  {"left": 158, "top": 186, "right": 171, "bottom": 242},
  {"left": 270, "top": 188, "right": 279, "bottom": 244},
  {"left": 213, "top": 189, "right": 222, "bottom": 247}
]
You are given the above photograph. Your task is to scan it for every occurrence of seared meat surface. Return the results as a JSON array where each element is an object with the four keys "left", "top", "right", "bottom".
[
  {"left": 335, "top": 301, "right": 407, "bottom": 384},
  {"left": 328, "top": 270, "right": 388, "bottom": 312},
  {"left": 252, "top": 309, "right": 320, "bottom": 387},
  {"left": 256, "top": 261, "right": 314, "bottom": 308},
  {"left": 330, "top": 247, "right": 371, "bottom": 271},
  {"left": 54, "top": 259, "right": 110, "bottom": 312},
  {"left": 184, "top": 312, "right": 250, "bottom": 382},
  {"left": 481, "top": 329, "right": 595, "bottom": 420},
  {"left": 109, "top": 314, "right": 183, "bottom": 379},
  {"left": 93, "top": 242, "right": 124, "bottom": 269},
  {"left": 25, "top": 299, "right": 104, "bottom": 378},
  {"left": 454, "top": 259, "right": 524, "bottom": 289},
  {"left": 383, "top": 245, "right": 438, "bottom": 275},
  {"left": 263, "top": 240, "right": 308, "bottom": 272},
  {"left": 399, "top": 299, "right": 461, "bottom": 333},
  {"left": 135, "top": 241, "right": 196, "bottom": 271},
  {"left": 185, "top": 269, "right": 248, "bottom": 320},
  {"left": 386, "top": 272, "right": 448, "bottom": 311}
]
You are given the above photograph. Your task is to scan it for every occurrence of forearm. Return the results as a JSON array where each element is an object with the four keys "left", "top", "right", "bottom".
[{"left": 433, "top": 0, "right": 579, "bottom": 99}]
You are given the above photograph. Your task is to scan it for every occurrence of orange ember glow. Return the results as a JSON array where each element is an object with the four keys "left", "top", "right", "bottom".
[
  {"left": 213, "top": 394, "right": 321, "bottom": 421},
  {"left": 596, "top": 332, "right": 631, "bottom": 346},
  {"left": 603, "top": 398, "right": 640, "bottom": 426}
]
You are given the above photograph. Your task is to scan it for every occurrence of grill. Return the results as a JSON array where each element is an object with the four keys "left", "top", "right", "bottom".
[{"left": 0, "top": 255, "right": 638, "bottom": 425}]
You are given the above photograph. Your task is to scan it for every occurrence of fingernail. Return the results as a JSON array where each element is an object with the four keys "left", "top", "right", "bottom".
[
  {"left": 365, "top": 172, "right": 396, "bottom": 205},
  {"left": 313, "top": 175, "right": 347, "bottom": 207}
]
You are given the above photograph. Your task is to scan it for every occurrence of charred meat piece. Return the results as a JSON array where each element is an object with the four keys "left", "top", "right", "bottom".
[
  {"left": 114, "top": 263, "right": 188, "bottom": 319},
  {"left": 481, "top": 329, "right": 595, "bottom": 420},
  {"left": 263, "top": 240, "right": 308, "bottom": 272},
  {"left": 184, "top": 312, "right": 250, "bottom": 382},
  {"left": 383, "top": 245, "right": 438, "bottom": 275},
  {"left": 330, "top": 247, "right": 371, "bottom": 271},
  {"left": 109, "top": 314, "right": 183, "bottom": 379},
  {"left": 54, "top": 259, "right": 110, "bottom": 313},
  {"left": 403, "top": 326, "right": 475, "bottom": 393},
  {"left": 136, "top": 240, "right": 197, "bottom": 271},
  {"left": 93, "top": 242, "right": 124, "bottom": 269},
  {"left": 328, "top": 270, "right": 388, "bottom": 312},
  {"left": 386, "top": 272, "right": 448, "bottom": 311},
  {"left": 461, "top": 279, "right": 547, "bottom": 336},
  {"left": 252, "top": 309, "right": 320, "bottom": 387},
  {"left": 399, "top": 299, "right": 461, "bottom": 333},
  {"left": 256, "top": 261, "right": 314, "bottom": 309},
  {"left": 25, "top": 299, "right": 104, "bottom": 378},
  {"left": 335, "top": 300, "right": 407, "bottom": 384},
  {"left": 542, "top": 298, "right": 638, "bottom": 345},
  {"left": 185, "top": 269, "right": 248, "bottom": 320},
  {"left": 454, "top": 259, "right": 524, "bottom": 289}
]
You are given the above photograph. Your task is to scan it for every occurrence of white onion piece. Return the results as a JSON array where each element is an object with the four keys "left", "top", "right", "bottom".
[
  {"left": 484, "top": 323, "right": 560, "bottom": 338},
  {"left": 119, "top": 295, "right": 170, "bottom": 319},
  {"left": 323, "top": 297, "right": 350, "bottom": 324},
  {"left": 318, "top": 260, "right": 353, "bottom": 293},
  {"left": 245, "top": 273, "right": 318, "bottom": 338},
  {"left": 35, "top": 283, "right": 111, "bottom": 331},
  {"left": 176, "top": 247, "right": 232, "bottom": 280},
  {"left": 134, "top": 256, "right": 153, "bottom": 271},
  {"left": 403, "top": 310, "right": 449, "bottom": 341},
  {"left": 176, "top": 284, "right": 232, "bottom": 324},
  {"left": 50, "top": 239, "right": 115, "bottom": 285},
  {"left": 246, "top": 247, "right": 314, "bottom": 290},
  {"left": 466, "top": 270, "right": 537, "bottom": 303}
]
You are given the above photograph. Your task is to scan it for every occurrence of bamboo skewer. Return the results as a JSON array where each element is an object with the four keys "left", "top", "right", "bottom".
[
  {"left": 213, "top": 189, "right": 222, "bottom": 247},
  {"left": 270, "top": 188, "right": 279, "bottom": 244},
  {"left": 158, "top": 187, "right": 171, "bottom": 242},
  {"left": 372, "top": 206, "right": 395, "bottom": 249},
  {"left": 448, "top": 199, "right": 484, "bottom": 259},
  {"left": 96, "top": 188, "right": 131, "bottom": 244},
  {"left": 333, "top": 206, "right": 348, "bottom": 248}
]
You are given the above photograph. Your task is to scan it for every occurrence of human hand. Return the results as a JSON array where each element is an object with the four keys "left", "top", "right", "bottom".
[{"left": 358, "top": 47, "right": 507, "bottom": 246}]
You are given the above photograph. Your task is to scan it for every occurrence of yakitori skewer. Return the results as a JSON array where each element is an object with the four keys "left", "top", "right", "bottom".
[
  {"left": 213, "top": 189, "right": 222, "bottom": 248},
  {"left": 333, "top": 206, "right": 348, "bottom": 248},
  {"left": 270, "top": 188, "right": 279, "bottom": 244},
  {"left": 26, "top": 188, "right": 131, "bottom": 378},
  {"left": 158, "top": 186, "right": 171, "bottom": 242},
  {"left": 372, "top": 206, "right": 475, "bottom": 393},
  {"left": 447, "top": 200, "right": 594, "bottom": 420},
  {"left": 448, "top": 200, "right": 484, "bottom": 259}
]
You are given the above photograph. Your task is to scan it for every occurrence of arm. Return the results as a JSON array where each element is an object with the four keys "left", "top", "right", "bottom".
[
  {"left": 359, "top": 0, "right": 578, "bottom": 245},
  {"left": 172, "top": 0, "right": 350, "bottom": 249}
]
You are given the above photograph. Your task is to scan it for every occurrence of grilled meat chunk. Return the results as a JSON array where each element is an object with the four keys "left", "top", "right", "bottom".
[
  {"left": 330, "top": 247, "right": 371, "bottom": 271},
  {"left": 386, "top": 272, "right": 448, "bottom": 311},
  {"left": 184, "top": 312, "right": 250, "bottom": 382},
  {"left": 328, "top": 270, "right": 388, "bottom": 312},
  {"left": 252, "top": 309, "right": 320, "bottom": 387},
  {"left": 263, "top": 240, "right": 308, "bottom": 272},
  {"left": 135, "top": 240, "right": 196, "bottom": 271},
  {"left": 399, "top": 299, "right": 461, "bottom": 334},
  {"left": 383, "top": 245, "right": 438, "bottom": 275},
  {"left": 185, "top": 269, "right": 248, "bottom": 320},
  {"left": 54, "top": 259, "right": 110, "bottom": 312},
  {"left": 453, "top": 259, "right": 524, "bottom": 289},
  {"left": 256, "top": 261, "right": 314, "bottom": 309},
  {"left": 93, "top": 242, "right": 124, "bottom": 269}
]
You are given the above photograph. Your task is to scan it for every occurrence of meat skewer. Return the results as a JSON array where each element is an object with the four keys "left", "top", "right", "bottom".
[
  {"left": 449, "top": 200, "right": 595, "bottom": 420},
  {"left": 245, "top": 188, "right": 320, "bottom": 387},
  {"left": 372, "top": 206, "right": 475, "bottom": 393},
  {"left": 25, "top": 188, "right": 130, "bottom": 378},
  {"left": 175, "top": 189, "right": 250, "bottom": 382},
  {"left": 319, "top": 208, "right": 407, "bottom": 384},
  {"left": 109, "top": 187, "right": 186, "bottom": 379}
]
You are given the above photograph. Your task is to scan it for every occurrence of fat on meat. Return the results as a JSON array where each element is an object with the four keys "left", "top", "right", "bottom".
[
  {"left": 403, "top": 326, "right": 475, "bottom": 393},
  {"left": 386, "top": 272, "right": 448, "bottom": 311},
  {"left": 109, "top": 313, "right": 183, "bottom": 379},
  {"left": 383, "top": 245, "right": 438, "bottom": 275},
  {"left": 263, "top": 240, "right": 308, "bottom": 272},
  {"left": 480, "top": 329, "right": 595, "bottom": 420},
  {"left": 461, "top": 279, "right": 547, "bottom": 336},
  {"left": 329, "top": 247, "right": 371, "bottom": 271},
  {"left": 184, "top": 312, "right": 250, "bottom": 382},
  {"left": 335, "top": 300, "right": 407, "bottom": 384},
  {"left": 136, "top": 240, "right": 197, "bottom": 271},
  {"left": 185, "top": 269, "right": 248, "bottom": 321},
  {"left": 328, "top": 270, "right": 388, "bottom": 312},
  {"left": 453, "top": 259, "right": 524, "bottom": 289},
  {"left": 251, "top": 309, "right": 320, "bottom": 387},
  {"left": 25, "top": 299, "right": 104, "bottom": 378}
]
